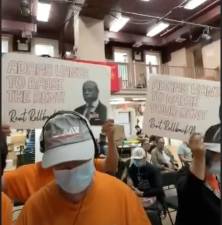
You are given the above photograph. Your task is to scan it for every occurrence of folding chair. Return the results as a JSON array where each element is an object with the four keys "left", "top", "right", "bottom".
[
  {"left": 146, "top": 209, "right": 163, "bottom": 225},
  {"left": 161, "top": 171, "right": 178, "bottom": 225}
]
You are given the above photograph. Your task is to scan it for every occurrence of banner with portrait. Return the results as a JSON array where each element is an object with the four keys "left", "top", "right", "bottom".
[
  {"left": 143, "top": 75, "right": 220, "bottom": 141},
  {"left": 2, "top": 53, "right": 111, "bottom": 128}
]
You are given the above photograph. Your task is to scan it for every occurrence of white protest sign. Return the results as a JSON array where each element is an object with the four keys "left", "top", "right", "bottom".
[
  {"left": 2, "top": 53, "right": 110, "bottom": 128},
  {"left": 143, "top": 75, "right": 220, "bottom": 141}
]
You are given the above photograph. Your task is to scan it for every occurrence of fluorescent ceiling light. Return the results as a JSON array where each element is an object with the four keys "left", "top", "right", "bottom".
[
  {"left": 147, "top": 21, "right": 170, "bottom": 37},
  {"left": 110, "top": 98, "right": 125, "bottom": 101},
  {"left": 140, "top": 0, "right": 151, "bottom": 1},
  {"left": 37, "top": 2, "right": 51, "bottom": 22},
  {"left": 65, "top": 51, "right": 72, "bottom": 56},
  {"left": 132, "top": 98, "right": 146, "bottom": 101},
  {"left": 110, "top": 101, "right": 130, "bottom": 105},
  {"left": 184, "top": 0, "right": 208, "bottom": 10},
  {"left": 109, "top": 16, "right": 130, "bottom": 32}
]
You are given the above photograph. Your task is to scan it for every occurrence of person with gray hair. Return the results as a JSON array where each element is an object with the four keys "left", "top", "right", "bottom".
[{"left": 75, "top": 80, "right": 107, "bottom": 125}]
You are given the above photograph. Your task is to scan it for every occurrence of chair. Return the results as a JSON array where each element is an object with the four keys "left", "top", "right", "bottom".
[
  {"left": 146, "top": 209, "right": 163, "bottom": 225},
  {"left": 161, "top": 171, "right": 178, "bottom": 225},
  {"left": 115, "top": 158, "right": 131, "bottom": 182}
]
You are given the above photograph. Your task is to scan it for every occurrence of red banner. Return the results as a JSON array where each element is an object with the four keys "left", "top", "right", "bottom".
[{"left": 67, "top": 59, "right": 121, "bottom": 93}]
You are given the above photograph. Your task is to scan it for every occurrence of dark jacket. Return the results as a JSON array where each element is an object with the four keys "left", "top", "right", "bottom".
[
  {"left": 75, "top": 101, "right": 107, "bottom": 125},
  {"left": 128, "top": 162, "right": 165, "bottom": 207},
  {"left": 176, "top": 171, "right": 220, "bottom": 225}
]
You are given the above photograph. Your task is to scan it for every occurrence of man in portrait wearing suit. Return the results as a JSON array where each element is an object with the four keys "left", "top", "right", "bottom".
[{"left": 75, "top": 80, "right": 107, "bottom": 125}]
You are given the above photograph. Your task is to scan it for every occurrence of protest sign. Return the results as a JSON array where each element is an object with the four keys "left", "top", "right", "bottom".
[
  {"left": 2, "top": 53, "right": 110, "bottom": 128},
  {"left": 143, "top": 75, "right": 220, "bottom": 141}
]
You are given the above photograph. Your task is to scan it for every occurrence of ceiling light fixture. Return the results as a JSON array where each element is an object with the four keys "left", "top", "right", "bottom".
[
  {"left": 184, "top": 0, "right": 208, "bottom": 10},
  {"left": 110, "top": 98, "right": 125, "bottom": 102},
  {"left": 140, "top": 0, "right": 151, "bottom": 1},
  {"left": 109, "top": 15, "right": 130, "bottom": 32},
  {"left": 146, "top": 21, "right": 170, "bottom": 37},
  {"left": 37, "top": 2, "right": 51, "bottom": 22},
  {"left": 132, "top": 98, "right": 146, "bottom": 101}
]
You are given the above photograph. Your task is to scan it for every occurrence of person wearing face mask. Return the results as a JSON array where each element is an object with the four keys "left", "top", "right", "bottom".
[
  {"left": 3, "top": 120, "right": 118, "bottom": 204},
  {"left": 15, "top": 111, "right": 151, "bottom": 225},
  {"left": 175, "top": 129, "right": 220, "bottom": 225},
  {"left": 127, "top": 147, "right": 166, "bottom": 211}
]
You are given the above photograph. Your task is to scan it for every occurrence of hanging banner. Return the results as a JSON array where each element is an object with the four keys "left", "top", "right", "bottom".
[
  {"left": 72, "top": 60, "right": 121, "bottom": 92},
  {"left": 2, "top": 53, "right": 111, "bottom": 128},
  {"left": 143, "top": 75, "right": 220, "bottom": 141}
]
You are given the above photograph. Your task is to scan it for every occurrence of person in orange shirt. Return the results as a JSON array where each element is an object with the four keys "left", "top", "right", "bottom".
[
  {"left": 1, "top": 127, "right": 13, "bottom": 225},
  {"left": 3, "top": 119, "right": 118, "bottom": 203},
  {"left": 16, "top": 111, "right": 151, "bottom": 225}
]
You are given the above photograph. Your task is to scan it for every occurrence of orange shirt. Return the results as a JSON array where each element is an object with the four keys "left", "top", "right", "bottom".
[
  {"left": 4, "top": 159, "right": 105, "bottom": 203},
  {"left": 2, "top": 192, "right": 13, "bottom": 225},
  {"left": 15, "top": 171, "right": 151, "bottom": 225}
]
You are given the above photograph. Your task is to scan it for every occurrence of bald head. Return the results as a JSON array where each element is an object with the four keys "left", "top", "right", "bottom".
[{"left": 82, "top": 81, "right": 99, "bottom": 104}]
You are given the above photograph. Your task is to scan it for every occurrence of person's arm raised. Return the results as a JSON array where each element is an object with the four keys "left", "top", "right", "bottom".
[
  {"left": 1, "top": 124, "right": 11, "bottom": 136},
  {"left": 190, "top": 138, "right": 206, "bottom": 180},
  {"left": 101, "top": 120, "right": 119, "bottom": 175}
]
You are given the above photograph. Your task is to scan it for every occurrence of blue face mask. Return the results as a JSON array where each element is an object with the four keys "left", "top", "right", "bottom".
[
  {"left": 133, "top": 159, "right": 146, "bottom": 167},
  {"left": 53, "top": 159, "right": 94, "bottom": 194}
]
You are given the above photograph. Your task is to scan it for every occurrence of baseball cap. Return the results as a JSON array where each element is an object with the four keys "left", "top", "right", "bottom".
[
  {"left": 204, "top": 124, "right": 221, "bottom": 153},
  {"left": 131, "top": 147, "right": 146, "bottom": 160},
  {"left": 41, "top": 112, "right": 95, "bottom": 168}
]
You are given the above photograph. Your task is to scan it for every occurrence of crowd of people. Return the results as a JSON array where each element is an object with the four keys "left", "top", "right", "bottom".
[{"left": 1, "top": 112, "right": 221, "bottom": 225}]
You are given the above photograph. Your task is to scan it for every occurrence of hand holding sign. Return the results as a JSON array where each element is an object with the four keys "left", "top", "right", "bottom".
[
  {"left": 1, "top": 124, "right": 11, "bottom": 136},
  {"left": 101, "top": 119, "right": 115, "bottom": 140},
  {"left": 189, "top": 135, "right": 205, "bottom": 158},
  {"left": 2, "top": 53, "right": 110, "bottom": 129}
]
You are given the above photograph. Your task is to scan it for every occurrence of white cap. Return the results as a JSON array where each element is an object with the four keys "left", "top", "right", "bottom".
[
  {"left": 131, "top": 147, "right": 146, "bottom": 160},
  {"left": 204, "top": 143, "right": 220, "bottom": 153},
  {"left": 41, "top": 112, "right": 95, "bottom": 168}
]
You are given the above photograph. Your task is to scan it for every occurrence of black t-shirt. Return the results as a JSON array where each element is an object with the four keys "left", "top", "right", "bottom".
[
  {"left": 176, "top": 171, "right": 220, "bottom": 225},
  {"left": 128, "top": 163, "right": 164, "bottom": 202}
]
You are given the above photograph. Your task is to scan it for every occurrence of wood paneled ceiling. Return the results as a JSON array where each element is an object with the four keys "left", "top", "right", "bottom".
[{"left": 1, "top": 0, "right": 221, "bottom": 51}]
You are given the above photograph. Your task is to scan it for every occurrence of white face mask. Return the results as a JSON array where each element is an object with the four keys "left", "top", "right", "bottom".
[{"left": 53, "top": 159, "right": 94, "bottom": 194}]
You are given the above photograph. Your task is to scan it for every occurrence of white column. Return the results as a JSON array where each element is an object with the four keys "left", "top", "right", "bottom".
[{"left": 75, "top": 16, "right": 105, "bottom": 61}]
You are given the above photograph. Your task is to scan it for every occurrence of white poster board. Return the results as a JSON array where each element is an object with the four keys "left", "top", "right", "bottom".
[
  {"left": 2, "top": 53, "right": 111, "bottom": 128},
  {"left": 143, "top": 75, "right": 220, "bottom": 141}
]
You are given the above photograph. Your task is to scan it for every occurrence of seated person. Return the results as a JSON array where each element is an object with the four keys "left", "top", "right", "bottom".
[
  {"left": 151, "top": 137, "right": 178, "bottom": 171},
  {"left": 127, "top": 147, "right": 166, "bottom": 211},
  {"left": 177, "top": 141, "right": 192, "bottom": 167},
  {"left": 142, "top": 139, "right": 151, "bottom": 162},
  {"left": 175, "top": 130, "right": 220, "bottom": 225},
  {"left": 3, "top": 120, "right": 118, "bottom": 204},
  {"left": 148, "top": 135, "right": 158, "bottom": 153}
]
